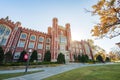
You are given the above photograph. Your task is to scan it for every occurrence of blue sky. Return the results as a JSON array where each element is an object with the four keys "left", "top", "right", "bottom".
[{"left": 0, "top": 0, "right": 119, "bottom": 53}]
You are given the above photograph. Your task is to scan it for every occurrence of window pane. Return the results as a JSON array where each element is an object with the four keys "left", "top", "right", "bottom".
[
  {"left": 5, "top": 29, "right": 10, "bottom": 36},
  {"left": 38, "top": 44, "right": 43, "bottom": 49},
  {"left": 20, "top": 33, "right": 27, "bottom": 39},
  {"left": 1, "top": 38, "right": 7, "bottom": 45},
  {"left": 28, "top": 42, "right": 35, "bottom": 48},
  {"left": 46, "top": 45, "right": 50, "bottom": 50},
  {"left": 30, "top": 35, "right": 36, "bottom": 40},
  {"left": 46, "top": 38, "right": 50, "bottom": 43},
  {"left": 17, "top": 40, "right": 25, "bottom": 47},
  {"left": 39, "top": 37, "right": 44, "bottom": 42},
  {"left": 0, "top": 25, "right": 6, "bottom": 35}
]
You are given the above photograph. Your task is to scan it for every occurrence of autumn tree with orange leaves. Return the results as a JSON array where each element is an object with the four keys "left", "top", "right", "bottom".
[{"left": 91, "top": 0, "right": 120, "bottom": 39}]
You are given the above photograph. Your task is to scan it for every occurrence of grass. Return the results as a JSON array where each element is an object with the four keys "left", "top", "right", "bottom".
[
  {"left": 43, "top": 63, "right": 120, "bottom": 80},
  {"left": 0, "top": 70, "right": 43, "bottom": 80}
]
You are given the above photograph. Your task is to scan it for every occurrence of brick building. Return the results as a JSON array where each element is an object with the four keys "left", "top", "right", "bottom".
[{"left": 0, "top": 17, "right": 93, "bottom": 62}]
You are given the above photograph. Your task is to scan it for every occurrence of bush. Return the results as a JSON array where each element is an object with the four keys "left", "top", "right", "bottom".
[
  {"left": 105, "top": 57, "right": 111, "bottom": 62},
  {"left": 74, "top": 54, "right": 78, "bottom": 62},
  {"left": 57, "top": 53, "right": 65, "bottom": 64},
  {"left": 4, "top": 50, "right": 12, "bottom": 63},
  {"left": 96, "top": 55, "right": 104, "bottom": 63},
  {"left": 30, "top": 50, "right": 38, "bottom": 62},
  {"left": 0, "top": 46, "right": 4, "bottom": 64},
  {"left": 18, "top": 50, "right": 27, "bottom": 62},
  {"left": 44, "top": 50, "right": 51, "bottom": 62}
]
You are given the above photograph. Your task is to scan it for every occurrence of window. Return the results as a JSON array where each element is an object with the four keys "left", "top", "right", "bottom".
[
  {"left": 60, "top": 37, "right": 66, "bottom": 43},
  {"left": 38, "top": 54, "right": 42, "bottom": 59},
  {"left": 14, "top": 52, "right": 20, "bottom": 59},
  {"left": 39, "top": 37, "right": 44, "bottom": 42},
  {"left": 0, "top": 24, "right": 11, "bottom": 46},
  {"left": 46, "top": 38, "right": 50, "bottom": 43},
  {"left": 28, "top": 42, "right": 35, "bottom": 48},
  {"left": 46, "top": 45, "right": 50, "bottom": 50},
  {"left": 0, "top": 25, "right": 6, "bottom": 35},
  {"left": 17, "top": 40, "right": 25, "bottom": 47},
  {"left": 60, "top": 45, "right": 65, "bottom": 51},
  {"left": 38, "top": 43, "right": 43, "bottom": 49},
  {"left": 20, "top": 33, "right": 27, "bottom": 39},
  {"left": 30, "top": 35, "right": 36, "bottom": 41}
]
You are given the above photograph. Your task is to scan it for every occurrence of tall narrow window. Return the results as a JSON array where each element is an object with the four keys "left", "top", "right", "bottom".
[
  {"left": 39, "top": 37, "right": 44, "bottom": 42},
  {"left": 20, "top": 33, "right": 27, "bottom": 39},
  {"left": 30, "top": 35, "right": 36, "bottom": 41},
  {"left": 0, "top": 24, "right": 11, "bottom": 46},
  {"left": 38, "top": 43, "right": 43, "bottom": 49},
  {"left": 17, "top": 40, "right": 25, "bottom": 47},
  {"left": 28, "top": 42, "right": 35, "bottom": 48}
]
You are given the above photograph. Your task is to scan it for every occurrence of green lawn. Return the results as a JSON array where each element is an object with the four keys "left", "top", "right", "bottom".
[
  {"left": 43, "top": 63, "right": 120, "bottom": 80},
  {"left": 0, "top": 70, "right": 43, "bottom": 80}
]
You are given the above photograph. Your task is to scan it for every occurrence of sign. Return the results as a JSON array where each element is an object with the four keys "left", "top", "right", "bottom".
[{"left": 24, "top": 54, "right": 28, "bottom": 60}]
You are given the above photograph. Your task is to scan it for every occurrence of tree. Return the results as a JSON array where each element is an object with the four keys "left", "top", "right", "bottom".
[
  {"left": 30, "top": 50, "right": 38, "bottom": 62},
  {"left": 57, "top": 53, "right": 65, "bottom": 64},
  {"left": 74, "top": 54, "right": 78, "bottom": 62},
  {"left": 96, "top": 55, "right": 104, "bottom": 63},
  {"left": 91, "top": 0, "right": 120, "bottom": 39},
  {"left": 105, "top": 57, "right": 111, "bottom": 62},
  {"left": 4, "top": 50, "right": 12, "bottom": 63},
  {"left": 78, "top": 55, "right": 82, "bottom": 62},
  {"left": 18, "top": 50, "right": 27, "bottom": 62},
  {"left": 44, "top": 50, "right": 51, "bottom": 62},
  {"left": 0, "top": 46, "right": 4, "bottom": 63}
]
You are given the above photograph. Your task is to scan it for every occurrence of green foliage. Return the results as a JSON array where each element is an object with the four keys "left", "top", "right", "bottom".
[
  {"left": 81, "top": 54, "right": 89, "bottom": 63},
  {"left": 0, "top": 46, "right": 4, "bottom": 63},
  {"left": 105, "top": 57, "right": 111, "bottom": 62},
  {"left": 96, "top": 55, "right": 104, "bottom": 63},
  {"left": 57, "top": 53, "right": 65, "bottom": 64},
  {"left": 78, "top": 55, "right": 82, "bottom": 62},
  {"left": 4, "top": 50, "right": 12, "bottom": 63},
  {"left": 74, "top": 54, "right": 78, "bottom": 62},
  {"left": 18, "top": 50, "right": 27, "bottom": 62},
  {"left": 44, "top": 50, "right": 51, "bottom": 62},
  {"left": 30, "top": 50, "right": 38, "bottom": 62}
]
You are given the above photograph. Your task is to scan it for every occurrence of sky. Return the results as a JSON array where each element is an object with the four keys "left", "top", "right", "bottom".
[{"left": 0, "top": 0, "right": 119, "bottom": 53}]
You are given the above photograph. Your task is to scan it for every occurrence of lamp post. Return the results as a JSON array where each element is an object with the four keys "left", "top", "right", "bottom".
[{"left": 25, "top": 49, "right": 32, "bottom": 73}]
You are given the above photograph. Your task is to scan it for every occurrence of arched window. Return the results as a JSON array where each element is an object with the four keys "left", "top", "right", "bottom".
[
  {"left": 30, "top": 35, "right": 36, "bottom": 41},
  {"left": 46, "top": 38, "right": 50, "bottom": 43},
  {"left": 0, "top": 24, "right": 11, "bottom": 46},
  {"left": 20, "top": 33, "right": 27, "bottom": 39},
  {"left": 39, "top": 37, "right": 44, "bottom": 42}
]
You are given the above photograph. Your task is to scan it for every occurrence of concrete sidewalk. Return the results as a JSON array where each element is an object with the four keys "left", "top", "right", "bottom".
[{"left": 2, "top": 63, "right": 113, "bottom": 80}]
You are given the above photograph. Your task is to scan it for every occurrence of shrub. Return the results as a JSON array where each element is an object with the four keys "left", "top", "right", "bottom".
[
  {"left": 44, "top": 50, "right": 51, "bottom": 62},
  {"left": 18, "top": 50, "right": 27, "bottom": 62},
  {"left": 96, "top": 55, "right": 104, "bottom": 63},
  {"left": 0, "top": 46, "right": 4, "bottom": 64},
  {"left": 57, "top": 53, "right": 65, "bottom": 64},
  {"left": 105, "top": 57, "right": 111, "bottom": 62},
  {"left": 4, "top": 50, "right": 12, "bottom": 63},
  {"left": 30, "top": 50, "right": 38, "bottom": 62}
]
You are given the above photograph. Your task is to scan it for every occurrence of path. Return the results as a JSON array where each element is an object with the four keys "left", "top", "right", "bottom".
[{"left": 1, "top": 63, "right": 113, "bottom": 80}]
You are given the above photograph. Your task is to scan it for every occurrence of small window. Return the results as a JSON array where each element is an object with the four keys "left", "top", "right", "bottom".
[
  {"left": 38, "top": 44, "right": 43, "bottom": 49},
  {"left": 46, "top": 45, "right": 50, "bottom": 50},
  {"left": 30, "top": 35, "right": 36, "bottom": 40},
  {"left": 46, "top": 38, "right": 50, "bottom": 43},
  {"left": 39, "top": 37, "right": 44, "bottom": 42},
  {"left": 20, "top": 33, "right": 27, "bottom": 39},
  {"left": 0, "top": 38, "right": 7, "bottom": 45},
  {"left": 28, "top": 42, "right": 35, "bottom": 48},
  {"left": 17, "top": 40, "right": 25, "bottom": 47},
  {"left": 14, "top": 52, "right": 20, "bottom": 59}
]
